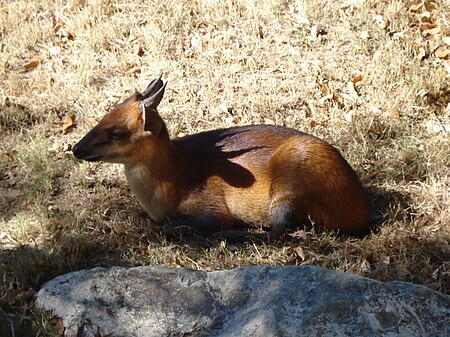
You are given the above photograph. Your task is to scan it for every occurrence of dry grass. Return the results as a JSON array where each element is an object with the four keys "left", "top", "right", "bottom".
[{"left": 1, "top": 0, "right": 449, "bottom": 335}]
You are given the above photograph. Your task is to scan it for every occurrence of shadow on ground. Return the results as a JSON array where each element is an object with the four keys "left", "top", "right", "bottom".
[{"left": 0, "top": 176, "right": 448, "bottom": 336}]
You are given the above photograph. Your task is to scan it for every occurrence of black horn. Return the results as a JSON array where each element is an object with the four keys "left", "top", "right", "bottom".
[
  {"left": 142, "top": 81, "right": 167, "bottom": 110},
  {"left": 140, "top": 74, "right": 164, "bottom": 100}
]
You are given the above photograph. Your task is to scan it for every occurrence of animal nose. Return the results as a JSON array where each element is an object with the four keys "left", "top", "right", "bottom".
[{"left": 72, "top": 143, "right": 83, "bottom": 159}]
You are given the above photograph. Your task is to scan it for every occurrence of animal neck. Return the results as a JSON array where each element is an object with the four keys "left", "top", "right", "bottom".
[{"left": 123, "top": 128, "right": 181, "bottom": 221}]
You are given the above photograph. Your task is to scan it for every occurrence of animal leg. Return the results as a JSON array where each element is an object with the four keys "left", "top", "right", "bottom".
[
  {"left": 267, "top": 198, "right": 302, "bottom": 242},
  {"left": 210, "top": 202, "right": 299, "bottom": 243},
  {"left": 161, "top": 215, "right": 222, "bottom": 239}
]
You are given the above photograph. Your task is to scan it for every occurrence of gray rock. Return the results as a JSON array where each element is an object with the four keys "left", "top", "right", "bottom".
[{"left": 35, "top": 265, "right": 449, "bottom": 337}]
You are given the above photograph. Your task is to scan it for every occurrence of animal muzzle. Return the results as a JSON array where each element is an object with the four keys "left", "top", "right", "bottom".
[{"left": 72, "top": 142, "right": 103, "bottom": 162}]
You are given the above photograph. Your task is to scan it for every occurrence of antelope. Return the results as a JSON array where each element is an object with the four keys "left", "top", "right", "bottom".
[{"left": 73, "top": 76, "right": 370, "bottom": 242}]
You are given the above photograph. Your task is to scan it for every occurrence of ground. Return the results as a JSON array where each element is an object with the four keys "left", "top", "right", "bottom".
[{"left": 0, "top": 0, "right": 449, "bottom": 335}]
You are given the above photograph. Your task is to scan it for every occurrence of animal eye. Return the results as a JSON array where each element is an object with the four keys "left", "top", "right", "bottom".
[{"left": 109, "top": 129, "right": 125, "bottom": 140}]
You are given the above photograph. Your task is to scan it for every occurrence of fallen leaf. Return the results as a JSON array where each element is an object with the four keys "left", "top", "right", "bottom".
[
  {"left": 157, "top": 243, "right": 179, "bottom": 252},
  {"left": 391, "top": 110, "right": 400, "bottom": 119},
  {"left": 429, "top": 39, "right": 437, "bottom": 51},
  {"left": 420, "top": 22, "right": 437, "bottom": 31},
  {"left": 309, "top": 120, "right": 327, "bottom": 128},
  {"left": 310, "top": 25, "right": 318, "bottom": 38},
  {"left": 418, "top": 11, "right": 432, "bottom": 23},
  {"left": 219, "top": 102, "right": 229, "bottom": 113},
  {"left": 417, "top": 47, "right": 427, "bottom": 60},
  {"left": 443, "top": 60, "right": 450, "bottom": 74},
  {"left": 62, "top": 114, "right": 75, "bottom": 134},
  {"left": 396, "top": 266, "right": 411, "bottom": 278},
  {"left": 169, "top": 262, "right": 182, "bottom": 268},
  {"left": 22, "top": 57, "right": 44, "bottom": 70},
  {"left": 56, "top": 29, "right": 74, "bottom": 40},
  {"left": 373, "top": 159, "right": 386, "bottom": 166},
  {"left": 344, "top": 111, "right": 353, "bottom": 123},
  {"left": 422, "top": 27, "right": 440, "bottom": 37},
  {"left": 352, "top": 74, "right": 364, "bottom": 86},
  {"left": 114, "top": 223, "right": 127, "bottom": 235},
  {"left": 17, "top": 288, "right": 35, "bottom": 301},
  {"left": 320, "top": 83, "right": 332, "bottom": 95},
  {"left": 126, "top": 66, "right": 141, "bottom": 75},
  {"left": 443, "top": 37, "right": 450, "bottom": 46},
  {"left": 49, "top": 46, "right": 61, "bottom": 58},
  {"left": 373, "top": 15, "right": 388, "bottom": 30},
  {"left": 229, "top": 63, "right": 243, "bottom": 74},
  {"left": 225, "top": 116, "right": 240, "bottom": 127},
  {"left": 55, "top": 319, "right": 65, "bottom": 335},
  {"left": 0, "top": 231, "right": 18, "bottom": 245},
  {"left": 409, "top": 3, "right": 423, "bottom": 12},
  {"left": 434, "top": 46, "right": 449, "bottom": 59},
  {"left": 289, "top": 230, "right": 308, "bottom": 240},
  {"left": 52, "top": 15, "right": 61, "bottom": 31},
  {"left": 348, "top": 81, "right": 359, "bottom": 97},
  {"left": 424, "top": 0, "right": 438, "bottom": 11},
  {"left": 391, "top": 31, "right": 405, "bottom": 40},
  {"left": 372, "top": 50, "right": 383, "bottom": 62},
  {"left": 226, "top": 244, "right": 239, "bottom": 252},
  {"left": 62, "top": 142, "right": 72, "bottom": 152},
  {"left": 310, "top": 25, "right": 327, "bottom": 39},
  {"left": 360, "top": 31, "right": 370, "bottom": 40},
  {"left": 360, "top": 259, "right": 371, "bottom": 272},
  {"left": 135, "top": 45, "right": 144, "bottom": 57},
  {"left": 292, "top": 246, "right": 305, "bottom": 261},
  {"left": 288, "top": 46, "right": 300, "bottom": 56},
  {"left": 432, "top": 267, "right": 441, "bottom": 280},
  {"left": 318, "top": 92, "right": 334, "bottom": 106},
  {"left": 190, "top": 34, "right": 200, "bottom": 48}
]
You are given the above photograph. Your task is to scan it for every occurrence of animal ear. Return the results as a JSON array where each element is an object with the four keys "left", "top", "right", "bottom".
[
  {"left": 141, "top": 74, "right": 164, "bottom": 101},
  {"left": 141, "top": 83, "right": 166, "bottom": 135},
  {"left": 141, "top": 102, "right": 164, "bottom": 134},
  {"left": 142, "top": 80, "right": 166, "bottom": 109},
  {"left": 143, "top": 112, "right": 162, "bottom": 135}
]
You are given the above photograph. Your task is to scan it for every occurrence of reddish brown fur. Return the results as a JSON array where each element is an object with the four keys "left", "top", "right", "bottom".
[{"left": 73, "top": 80, "right": 370, "bottom": 241}]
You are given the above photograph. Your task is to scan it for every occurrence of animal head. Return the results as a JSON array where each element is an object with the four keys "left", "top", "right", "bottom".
[{"left": 72, "top": 75, "right": 167, "bottom": 164}]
